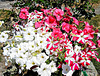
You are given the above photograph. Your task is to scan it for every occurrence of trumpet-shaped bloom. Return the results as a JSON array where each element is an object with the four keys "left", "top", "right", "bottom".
[
  {"left": 45, "top": 15, "right": 57, "bottom": 28},
  {"left": 19, "top": 8, "right": 29, "bottom": 19},
  {"left": 0, "top": 31, "right": 8, "bottom": 43},
  {"left": 53, "top": 9, "right": 64, "bottom": 21},
  {"left": 37, "top": 63, "right": 51, "bottom": 76},
  {"left": 62, "top": 63, "right": 71, "bottom": 76}
]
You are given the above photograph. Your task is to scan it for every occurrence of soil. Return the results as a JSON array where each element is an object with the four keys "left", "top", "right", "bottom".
[{"left": 93, "top": 2, "right": 100, "bottom": 15}]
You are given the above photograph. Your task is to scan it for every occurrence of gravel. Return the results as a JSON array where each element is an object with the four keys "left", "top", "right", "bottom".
[{"left": 0, "top": 1, "right": 16, "bottom": 10}]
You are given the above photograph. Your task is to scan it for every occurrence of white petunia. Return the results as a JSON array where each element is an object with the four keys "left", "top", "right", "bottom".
[
  {"left": 17, "top": 43, "right": 26, "bottom": 53},
  {"left": 74, "top": 45, "right": 81, "bottom": 54},
  {"left": 37, "top": 63, "right": 51, "bottom": 76},
  {"left": 35, "top": 35, "right": 47, "bottom": 48},
  {"left": 28, "top": 41, "right": 36, "bottom": 52},
  {"left": 37, "top": 53, "right": 49, "bottom": 64},
  {"left": 26, "top": 56, "right": 39, "bottom": 70},
  {"left": 22, "top": 27, "right": 35, "bottom": 41},
  {"left": 25, "top": 21, "right": 34, "bottom": 27},
  {"left": 9, "top": 47, "right": 18, "bottom": 59},
  {"left": 0, "top": 31, "right": 8, "bottom": 43},
  {"left": 3, "top": 44, "right": 11, "bottom": 56},
  {"left": 66, "top": 70, "right": 74, "bottom": 76},
  {"left": 49, "top": 61, "right": 57, "bottom": 73},
  {"left": 14, "top": 31, "right": 23, "bottom": 41},
  {"left": 62, "top": 63, "right": 71, "bottom": 76},
  {"left": 15, "top": 52, "right": 27, "bottom": 66}
]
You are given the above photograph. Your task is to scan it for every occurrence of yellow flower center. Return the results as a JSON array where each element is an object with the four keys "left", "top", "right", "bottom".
[
  {"left": 41, "top": 56, "right": 44, "bottom": 58},
  {"left": 32, "top": 62, "right": 35, "bottom": 65}
]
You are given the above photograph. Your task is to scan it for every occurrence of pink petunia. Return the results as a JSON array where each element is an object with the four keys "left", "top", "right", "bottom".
[
  {"left": 35, "top": 20, "right": 44, "bottom": 28},
  {"left": 72, "top": 17, "right": 79, "bottom": 25},
  {"left": 97, "top": 40, "right": 100, "bottom": 48},
  {"left": 65, "top": 7, "right": 72, "bottom": 16},
  {"left": 62, "top": 22, "right": 70, "bottom": 33},
  {"left": 62, "top": 16, "right": 71, "bottom": 23},
  {"left": 45, "top": 15, "right": 57, "bottom": 28},
  {"left": 19, "top": 8, "right": 29, "bottom": 19},
  {"left": 51, "top": 28, "right": 63, "bottom": 39},
  {"left": 53, "top": 9, "right": 64, "bottom": 21}
]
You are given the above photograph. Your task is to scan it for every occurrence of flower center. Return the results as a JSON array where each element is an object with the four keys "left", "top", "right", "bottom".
[
  {"left": 28, "top": 33, "right": 30, "bottom": 35},
  {"left": 43, "top": 68, "right": 46, "bottom": 71},
  {"left": 32, "top": 62, "right": 35, "bottom": 65},
  {"left": 40, "top": 41, "right": 43, "bottom": 43},
  {"left": 32, "top": 45, "right": 34, "bottom": 48},
  {"left": 41, "top": 56, "right": 44, "bottom": 58},
  {"left": 19, "top": 48, "right": 21, "bottom": 51},
  {"left": 2, "top": 35, "right": 4, "bottom": 38}
]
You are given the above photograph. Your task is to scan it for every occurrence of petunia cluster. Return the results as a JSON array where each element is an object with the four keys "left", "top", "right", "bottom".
[{"left": 2, "top": 7, "right": 100, "bottom": 76}]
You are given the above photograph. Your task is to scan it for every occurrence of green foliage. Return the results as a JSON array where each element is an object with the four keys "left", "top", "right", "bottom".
[
  {"left": 83, "top": 14, "right": 100, "bottom": 29},
  {"left": 90, "top": 0, "right": 100, "bottom": 3},
  {"left": 72, "top": 1, "right": 95, "bottom": 20},
  {"left": 12, "top": 0, "right": 95, "bottom": 20},
  {"left": 0, "top": 9, "right": 18, "bottom": 31}
]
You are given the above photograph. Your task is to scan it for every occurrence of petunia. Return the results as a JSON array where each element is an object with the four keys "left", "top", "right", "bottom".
[
  {"left": 19, "top": 8, "right": 29, "bottom": 19},
  {"left": 62, "top": 22, "right": 70, "bottom": 33},
  {"left": 53, "top": 9, "right": 64, "bottom": 21},
  {"left": 62, "top": 63, "right": 71, "bottom": 76},
  {"left": 37, "top": 63, "right": 51, "bottom": 76}
]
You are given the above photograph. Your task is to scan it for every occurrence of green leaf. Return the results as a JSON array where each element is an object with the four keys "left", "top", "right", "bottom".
[
  {"left": 92, "top": 8, "right": 95, "bottom": 12},
  {"left": 86, "top": 2, "right": 90, "bottom": 5},
  {"left": 82, "top": 71, "right": 88, "bottom": 76},
  {"left": 40, "top": 0, "right": 45, "bottom": 3}
]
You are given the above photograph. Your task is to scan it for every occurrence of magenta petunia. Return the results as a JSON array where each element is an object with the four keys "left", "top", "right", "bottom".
[{"left": 19, "top": 8, "right": 29, "bottom": 19}]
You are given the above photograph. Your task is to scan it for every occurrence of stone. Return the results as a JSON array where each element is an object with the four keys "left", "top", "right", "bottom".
[{"left": 80, "top": 62, "right": 98, "bottom": 76}]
